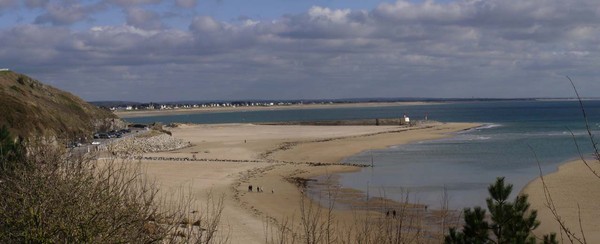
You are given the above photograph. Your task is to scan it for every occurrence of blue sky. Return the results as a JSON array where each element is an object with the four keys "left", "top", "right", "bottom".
[{"left": 0, "top": 0, "right": 599, "bottom": 102}]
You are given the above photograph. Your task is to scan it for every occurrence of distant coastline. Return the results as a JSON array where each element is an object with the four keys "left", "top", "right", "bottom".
[
  {"left": 110, "top": 97, "right": 599, "bottom": 119},
  {"left": 114, "top": 101, "right": 440, "bottom": 118}
]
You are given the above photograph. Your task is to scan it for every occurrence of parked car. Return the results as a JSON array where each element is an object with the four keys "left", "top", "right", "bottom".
[{"left": 66, "top": 142, "right": 82, "bottom": 148}]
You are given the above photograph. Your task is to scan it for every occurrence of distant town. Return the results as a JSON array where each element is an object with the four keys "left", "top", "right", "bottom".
[
  {"left": 97, "top": 101, "right": 338, "bottom": 111},
  {"left": 92, "top": 98, "right": 546, "bottom": 112}
]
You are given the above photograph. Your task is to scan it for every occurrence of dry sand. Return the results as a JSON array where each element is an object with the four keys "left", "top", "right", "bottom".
[
  {"left": 522, "top": 159, "right": 600, "bottom": 242},
  {"left": 137, "top": 122, "right": 478, "bottom": 243},
  {"left": 115, "top": 101, "right": 438, "bottom": 118}
]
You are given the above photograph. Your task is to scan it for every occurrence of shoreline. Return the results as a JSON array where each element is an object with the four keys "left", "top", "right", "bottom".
[
  {"left": 303, "top": 123, "right": 489, "bottom": 211},
  {"left": 238, "top": 122, "right": 481, "bottom": 242},
  {"left": 114, "top": 101, "right": 440, "bottom": 118},
  {"left": 520, "top": 158, "right": 600, "bottom": 242},
  {"left": 137, "top": 122, "right": 480, "bottom": 243}
]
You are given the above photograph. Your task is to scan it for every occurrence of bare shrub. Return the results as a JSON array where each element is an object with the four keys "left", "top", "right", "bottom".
[
  {"left": 298, "top": 188, "right": 339, "bottom": 244},
  {"left": 0, "top": 136, "right": 227, "bottom": 243},
  {"left": 350, "top": 190, "right": 427, "bottom": 244},
  {"left": 168, "top": 189, "right": 230, "bottom": 244},
  {"left": 264, "top": 216, "right": 297, "bottom": 244}
]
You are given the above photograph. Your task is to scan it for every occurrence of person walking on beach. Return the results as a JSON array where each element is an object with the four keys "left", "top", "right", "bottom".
[
  {"left": 248, "top": 185, "right": 253, "bottom": 192},
  {"left": 392, "top": 210, "right": 397, "bottom": 218}
]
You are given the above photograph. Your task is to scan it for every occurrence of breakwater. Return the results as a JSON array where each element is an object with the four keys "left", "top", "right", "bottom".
[{"left": 134, "top": 155, "right": 370, "bottom": 167}]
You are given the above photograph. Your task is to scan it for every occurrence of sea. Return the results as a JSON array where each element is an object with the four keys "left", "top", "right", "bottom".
[{"left": 126, "top": 100, "right": 600, "bottom": 210}]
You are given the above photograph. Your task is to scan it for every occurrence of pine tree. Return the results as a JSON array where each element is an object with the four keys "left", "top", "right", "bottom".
[{"left": 445, "top": 177, "right": 557, "bottom": 244}]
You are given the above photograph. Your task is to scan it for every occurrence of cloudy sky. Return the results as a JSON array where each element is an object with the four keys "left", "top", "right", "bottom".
[{"left": 1, "top": 0, "right": 599, "bottom": 102}]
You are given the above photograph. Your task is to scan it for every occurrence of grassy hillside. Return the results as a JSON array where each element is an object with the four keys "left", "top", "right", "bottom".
[{"left": 0, "top": 70, "right": 118, "bottom": 140}]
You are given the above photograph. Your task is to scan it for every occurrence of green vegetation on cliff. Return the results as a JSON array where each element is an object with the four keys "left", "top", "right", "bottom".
[{"left": 0, "top": 71, "right": 117, "bottom": 139}]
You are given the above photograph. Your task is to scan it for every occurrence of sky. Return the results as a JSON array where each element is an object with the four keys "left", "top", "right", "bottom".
[{"left": 0, "top": 0, "right": 599, "bottom": 102}]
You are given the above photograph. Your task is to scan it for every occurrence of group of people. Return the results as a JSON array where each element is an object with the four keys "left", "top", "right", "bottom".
[
  {"left": 248, "top": 184, "right": 273, "bottom": 193},
  {"left": 385, "top": 210, "right": 397, "bottom": 218}
]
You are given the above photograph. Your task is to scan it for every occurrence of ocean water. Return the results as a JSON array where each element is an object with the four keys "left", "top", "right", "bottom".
[
  {"left": 340, "top": 100, "right": 600, "bottom": 210},
  {"left": 126, "top": 100, "right": 600, "bottom": 210}
]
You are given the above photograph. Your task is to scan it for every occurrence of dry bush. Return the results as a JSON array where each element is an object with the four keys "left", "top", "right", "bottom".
[
  {"left": 0, "top": 136, "right": 227, "bottom": 243},
  {"left": 264, "top": 216, "right": 298, "bottom": 244},
  {"left": 167, "top": 189, "right": 230, "bottom": 244},
  {"left": 346, "top": 190, "right": 428, "bottom": 244}
]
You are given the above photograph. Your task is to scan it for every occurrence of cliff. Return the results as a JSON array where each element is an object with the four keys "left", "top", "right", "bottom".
[{"left": 0, "top": 70, "right": 118, "bottom": 140}]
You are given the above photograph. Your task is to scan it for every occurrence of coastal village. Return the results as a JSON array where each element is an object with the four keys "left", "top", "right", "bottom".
[{"left": 106, "top": 101, "right": 319, "bottom": 111}]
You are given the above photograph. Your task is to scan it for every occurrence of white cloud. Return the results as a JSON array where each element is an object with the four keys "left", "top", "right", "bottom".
[
  {"left": 308, "top": 6, "right": 351, "bottom": 23},
  {"left": 3, "top": 0, "right": 600, "bottom": 101},
  {"left": 190, "top": 16, "right": 222, "bottom": 33},
  {"left": 242, "top": 19, "right": 260, "bottom": 27},
  {"left": 374, "top": 0, "right": 466, "bottom": 23}
]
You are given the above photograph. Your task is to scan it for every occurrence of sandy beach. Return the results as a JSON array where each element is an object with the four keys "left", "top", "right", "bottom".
[
  {"left": 521, "top": 159, "right": 600, "bottom": 242},
  {"left": 114, "top": 102, "right": 438, "bottom": 118},
  {"left": 134, "top": 122, "right": 478, "bottom": 243}
]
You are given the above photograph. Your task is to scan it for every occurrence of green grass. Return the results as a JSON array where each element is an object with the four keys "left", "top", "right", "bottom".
[{"left": 9, "top": 85, "right": 19, "bottom": 92}]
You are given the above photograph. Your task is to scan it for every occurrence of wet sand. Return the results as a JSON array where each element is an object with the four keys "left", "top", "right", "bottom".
[{"left": 138, "top": 122, "right": 479, "bottom": 243}]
